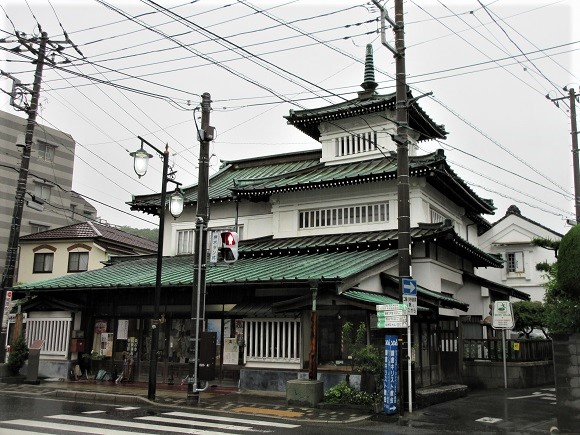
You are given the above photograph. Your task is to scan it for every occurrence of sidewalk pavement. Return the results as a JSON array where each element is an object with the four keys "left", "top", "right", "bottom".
[{"left": 0, "top": 378, "right": 374, "bottom": 424}]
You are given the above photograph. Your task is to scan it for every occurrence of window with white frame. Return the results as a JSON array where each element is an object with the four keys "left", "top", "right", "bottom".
[
  {"left": 506, "top": 251, "right": 524, "bottom": 273},
  {"left": 25, "top": 314, "right": 72, "bottom": 357},
  {"left": 299, "top": 202, "right": 389, "bottom": 229},
  {"left": 34, "top": 182, "right": 52, "bottom": 201},
  {"left": 37, "top": 141, "right": 56, "bottom": 162},
  {"left": 177, "top": 229, "right": 194, "bottom": 254},
  {"left": 243, "top": 319, "right": 300, "bottom": 363}
]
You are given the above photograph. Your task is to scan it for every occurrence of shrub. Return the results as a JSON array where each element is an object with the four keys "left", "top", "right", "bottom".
[
  {"left": 323, "top": 381, "right": 381, "bottom": 406},
  {"left": 7, "top": 336, "right": 29, "bottom": 375}
]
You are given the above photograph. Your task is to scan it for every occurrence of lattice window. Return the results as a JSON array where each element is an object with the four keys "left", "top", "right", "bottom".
[
  {"left": 243, "top": 319, "right": 300, "bottom": 363},
  {"left": 299, "top": 202, "right": 389, "bottom": 229},
  {"left": 335, "top": 131, "right": 378, "bottom": 157},
  {"left": 25, "top": 316, "right": 72, "bottom": 357}
]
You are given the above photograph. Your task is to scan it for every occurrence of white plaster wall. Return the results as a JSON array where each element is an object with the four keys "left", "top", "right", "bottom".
[{"left": 17, "top": 240, "right": 105, "bottom": 284}]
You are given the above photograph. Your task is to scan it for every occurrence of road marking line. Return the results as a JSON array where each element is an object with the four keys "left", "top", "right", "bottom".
[
  {"left": 116, "top": 406, "right": 140, "bottom": 410},
  {"left": 0, "top": 428, "right": 48, "bottom": 435},
  {"left": 2, "top": 419, "right": 155, "bottom": 435},
  {"left": 82, "top": 410, "right": 106, "bottom": 414},
  {"left": 476, "top": 417, "right": 502, "bottom": 423},
  {"left": 233, "top": 406, "right": 304, "bottom": 418},
  {"left": 137, "top": 415, "right": 255, "bottom": 431},
  {"left": 46, "top": 414, "right": 233, "bottom": 434},
  {"left": 165, "top": 411, "right": 301, "bottom": 428}
]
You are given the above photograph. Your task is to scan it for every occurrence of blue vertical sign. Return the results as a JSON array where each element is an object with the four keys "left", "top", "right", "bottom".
[{"left": 384, "top": 335, "right": 398, "bottom": 415}]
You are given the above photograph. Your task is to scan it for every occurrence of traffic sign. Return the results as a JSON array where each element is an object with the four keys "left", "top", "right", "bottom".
[
  {"left": 402, "top": 278, "right": 417, "bottom": 295},
  {"left": 492, "top": 301, "right": 514, "bottom": 329},
  {"left": 376, "top": 303, "right": 407, "bottom": 316},
  {"left": 403, "top": 295, "right": 417, "bottom": 315},
  {"left": 377, "top": 316, "right": 408, "bottom": 328}
]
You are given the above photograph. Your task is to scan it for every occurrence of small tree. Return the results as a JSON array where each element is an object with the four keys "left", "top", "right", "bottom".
[
  {"left": 7, "top": 335, "right": 29, "bottom": 375},
  {"left": 543, "top": 262, "right": 580, "bottom": 334},
  {"left": 512, "top": 301, "right": 548, "bottom": 339},
  {"left": 557, "top": 225, "right": 580, "bottom": 298}
]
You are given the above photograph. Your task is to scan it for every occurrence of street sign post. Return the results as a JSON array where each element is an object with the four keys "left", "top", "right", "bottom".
[{"left": 491, "top": 300, "right": 514, "bottom": 389}]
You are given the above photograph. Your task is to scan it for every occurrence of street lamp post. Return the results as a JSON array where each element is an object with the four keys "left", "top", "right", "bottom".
[{"left": 131, "top": 136, "right": 184, "bottom": 401}]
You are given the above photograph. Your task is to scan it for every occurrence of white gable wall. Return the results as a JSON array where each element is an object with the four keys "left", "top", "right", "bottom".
[{"left": 477, "top": 213, "right": 560, "bottom": 301}]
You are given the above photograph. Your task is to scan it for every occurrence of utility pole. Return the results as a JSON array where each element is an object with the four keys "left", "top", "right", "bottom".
[
  {"left": 373, "top": 0, "right": 410, "bottom": 416},
  {"left": 0, "top": 31, "right": 48, "bottom": 362},
  {"left": 547, "top": 88, "right": 580, "bottom": 223},
  {"left": 188, "top": 92, "right": 213, "bottom": 401}
]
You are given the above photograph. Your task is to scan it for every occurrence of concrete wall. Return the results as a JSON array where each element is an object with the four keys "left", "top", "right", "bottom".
[
  {"left": 462, "top": 360, "right": 554, "bottom": 389},
  {"left": 21, "top": 359, "right": 70, "bottom": 380},
  {"left": 240, "top": 368, "right": 361, "bottom": 393},
  {"left": 552, "top": 333, "right": 580, "bottom": 432}
]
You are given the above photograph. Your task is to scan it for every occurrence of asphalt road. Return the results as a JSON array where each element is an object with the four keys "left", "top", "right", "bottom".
[{"left": 0, "top": 386, "right": 560, "bottom": 434}]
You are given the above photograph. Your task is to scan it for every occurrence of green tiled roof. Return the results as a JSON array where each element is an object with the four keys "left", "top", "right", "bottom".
[
  {"left": 341, "top": 289, "right": 398, "bottom": 305},
  {"left": 14, "top": 249, "right": 398, "bottom": 291},
  {"left": 130, "top": 150, "right": 321, "bottom": 215},
  {"left": 240, "top": 226, "right": 503, "bottom": 268},
  {"left": 341, "top": 289, "right": 429, "bottom": 312},
  {"left": 130, "top": 149, "right": 495, "bottom": 217}
]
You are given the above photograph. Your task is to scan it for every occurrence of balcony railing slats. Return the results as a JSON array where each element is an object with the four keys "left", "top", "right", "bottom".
[{"left": 463, "top": 338, "right": 552, "bottom": 362}]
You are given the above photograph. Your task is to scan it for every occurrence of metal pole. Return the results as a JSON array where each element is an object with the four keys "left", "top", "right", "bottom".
[
  {"left": 569, "top": 88, "right": 580, "bottom": 223},
  {"left": 502, "top": 329, "right": 507, "bottom": 389},
  {"left": 407, "top": 315, "right": 412, "bottom": 412},
  {"left": 148, "top": 146, "right": 169, "bottom": 401},
  {"left": 0, "top": 32, "right": 48, "bottom": 361}
]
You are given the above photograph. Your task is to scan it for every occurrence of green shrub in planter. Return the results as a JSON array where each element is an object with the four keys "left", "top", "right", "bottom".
[{"left": 7, "top": 336, "right": 29, "bottom": 375}]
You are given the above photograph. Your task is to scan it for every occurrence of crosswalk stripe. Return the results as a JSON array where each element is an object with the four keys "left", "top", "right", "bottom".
[
  {"left": 165, "top": 411, "right": 301, "bottom": 428},
  {"left": 0, "top": 428, "right": 47, "bottom": 435},
  {"left": 116, "top": 406, "right": 140, "bottom": 410},
  {"left": 137, "top": 415, "right": 257, "bottom": 432},
  {"left": 46, "top": 414, "right": 237, "bottom": 434},
  {"left": 82, "top": 410, "right": 106, "bottom": 414},
  {"left": 2, "top": 419, "right": 156, "bottom": 435}
]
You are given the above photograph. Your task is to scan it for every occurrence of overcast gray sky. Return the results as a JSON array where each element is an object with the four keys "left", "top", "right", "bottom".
[{"left": 1, "top": 0, "right": 578, "bottom": 234}]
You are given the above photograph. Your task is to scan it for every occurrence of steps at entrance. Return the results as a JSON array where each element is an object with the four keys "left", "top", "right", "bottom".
[{"left": 415, "top": 384, "right": 468, "bottom": 408}]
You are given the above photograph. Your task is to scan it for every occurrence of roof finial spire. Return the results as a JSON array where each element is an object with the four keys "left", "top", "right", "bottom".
[{"left": 361, "top": 43, "right": 378, "bottom": 92}]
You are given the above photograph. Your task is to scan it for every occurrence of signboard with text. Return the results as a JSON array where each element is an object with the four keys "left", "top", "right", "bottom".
[
  {"left": 492, "top": 301, "right": 514, "bottom": 329},
  {"left": 384, "top": 335, "right": 398, "bottom": 415}
]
